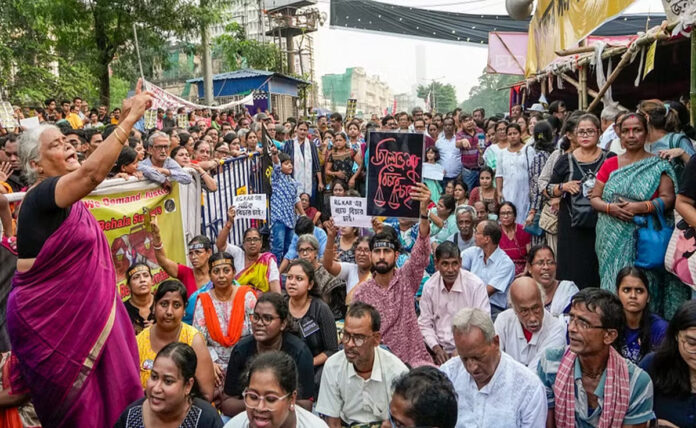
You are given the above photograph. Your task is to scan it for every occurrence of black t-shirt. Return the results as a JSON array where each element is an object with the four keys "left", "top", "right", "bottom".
[
  {"left": 114, "top": 397, "right": 223, "bottom": 427},
  {"left": 640, "top": 353, "right": 696, "bottom": 427},
  {"left": 223, "top": 332, "right": 315, "bottom": 400},
  {"left": 122, "top": 299, "right": 155, "bottom": 335},
  {"left": 289, "top": 297, "right": 339, "bottom": 359},
  {"left": 16, "top": 176, "right": 70, "bottom": 258},
  {"left": 679, "top": 155, "right": 696, "bottom": 200}
]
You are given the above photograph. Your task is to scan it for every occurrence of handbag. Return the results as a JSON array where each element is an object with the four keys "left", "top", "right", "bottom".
[
  {"left": 539, "top": 201, "right": 558, "bottom": 234},
  {"left": 634, "top": 199, "right": 674, "bottom": 269},
  {"left": 567, "top": 152, "right": 606, "bottom": 229},
  {"left": 524, "top": 210, "right": 544, "bottom": 236},
  {"left": 665, "top": 211, "right": 696, "bottom": 289}
]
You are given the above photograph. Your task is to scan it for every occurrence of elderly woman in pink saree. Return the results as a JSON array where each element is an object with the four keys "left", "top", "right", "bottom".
[{"left": 7, "top": 81, "right": 153, "bottom": 428}]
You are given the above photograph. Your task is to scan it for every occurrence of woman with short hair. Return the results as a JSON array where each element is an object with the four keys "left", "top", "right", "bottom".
[{"left": 123, "top": 263, "right": 155, "bottom": 335}]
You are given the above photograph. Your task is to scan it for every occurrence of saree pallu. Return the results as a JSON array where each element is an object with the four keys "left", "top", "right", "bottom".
[
  {"left": 7, "top": 201, "right": 143, "bottom": 427},
  {"left": 235, "top": 252, "right": 276, "bottom": 293},
  {"left": 596, "top": 157, "right": 689, "bottom": 318}
]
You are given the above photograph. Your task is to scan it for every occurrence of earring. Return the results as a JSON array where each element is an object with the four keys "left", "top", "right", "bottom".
[{"left": 290, "top": 404, "right": 295, "bottom": 411}]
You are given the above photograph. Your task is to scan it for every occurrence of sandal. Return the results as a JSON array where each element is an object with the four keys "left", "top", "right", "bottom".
[{"left": 1, "top": 235, "right": 17, "bottom": 256}]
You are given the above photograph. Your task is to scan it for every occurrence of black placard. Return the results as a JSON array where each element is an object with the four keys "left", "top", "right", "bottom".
[{"left": 366, "top": 132, "right": 424, "bottom": 218}]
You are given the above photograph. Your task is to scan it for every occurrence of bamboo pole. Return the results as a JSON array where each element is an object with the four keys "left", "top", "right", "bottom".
[
  {"left": 559, "top": 74, "right": 600, "bottom": 98},
  {"left": 691, "top": 34, "right": 696, "bottom": 126}
]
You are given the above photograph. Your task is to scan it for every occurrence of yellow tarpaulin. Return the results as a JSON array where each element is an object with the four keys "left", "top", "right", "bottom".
[{"left": 525, "top": 0, "right": 635, "bottom": 76}]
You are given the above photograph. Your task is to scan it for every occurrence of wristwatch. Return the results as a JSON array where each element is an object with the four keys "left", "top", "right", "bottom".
[{"left": 420, "top": 214, "right": 429, "bottom": 220}]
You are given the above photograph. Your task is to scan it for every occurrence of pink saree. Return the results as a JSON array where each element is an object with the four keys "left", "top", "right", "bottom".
[{"left": 7, "top": 201, "right": 143, "bottom": 427}]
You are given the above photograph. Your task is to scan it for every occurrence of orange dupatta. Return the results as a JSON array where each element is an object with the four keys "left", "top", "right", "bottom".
[{"left": 199, "top": 286, "right": 251, "bottom": 347}]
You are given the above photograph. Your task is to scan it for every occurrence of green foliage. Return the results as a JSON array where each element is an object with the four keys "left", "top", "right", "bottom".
[
  {"left": 459, "top": 72, "right": 521, "bottom": 116},
  {"left": 109, "top": 76, "right": 131, "bottom": 110},
  {"left": 0, "top": 0, "right": 223, "bottom": 106},
  {"left": 417, "top": 81, "right": 458, "bottom": 114},
  {"left": 214, "top": 23, "right": 282, "bottom": 72}
]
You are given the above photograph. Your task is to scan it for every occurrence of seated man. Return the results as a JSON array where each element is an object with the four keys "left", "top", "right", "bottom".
[
  {"left": 446, "top": 205, "right": 477, "bottom": 252},
  {"left": 279, "top": 215, "right": 327, "bottom": 272},
  {"left": 317, "top": 302, "right": 408, "bottom": 428},
  {"left": 537, "top": 288, "right": 655, "bottom": 428},
  {"left": 387, "top": 366, "right": 458, "bottom": 428},
  {"left": 137, "top": 131, "right": 192, "bottom": 185},
  {"left": 440, "top": 308, "right": 547, "bottom": 427},
  {"left": 494, "top": 277, "right": 566, "bottom": 370},
  {"left": 419, "top": 241, "right": 490, "bottom": 365},
  {"left": 460, "top": 220, "right": 515, "bottom": 320}
]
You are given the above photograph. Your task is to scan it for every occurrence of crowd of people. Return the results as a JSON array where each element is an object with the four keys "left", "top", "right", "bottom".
[{"left": 2, "top": 85, "right": 696, "bottom": 428}]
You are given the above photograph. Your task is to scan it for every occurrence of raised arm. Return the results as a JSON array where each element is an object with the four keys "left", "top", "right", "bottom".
[
  {"left": 322, "top": 218, "right": 342, "bottom": 276},
  {"left": 55, "top": 80, "right": 153, "bottom": 208},
  {"left": 216, "top": 207, "right": 235, "bottom": 252},
  {"left": 150, "top": 214, "right": 179, "bottom": 278}
]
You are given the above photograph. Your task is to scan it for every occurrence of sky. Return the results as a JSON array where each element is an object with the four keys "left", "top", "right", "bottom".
[{"left": 312, "top": 0, "right": 665, "bottom": 102}]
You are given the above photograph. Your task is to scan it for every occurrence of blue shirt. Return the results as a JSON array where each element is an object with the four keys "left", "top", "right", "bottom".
[
  {"left": 646, "top": 132, "right": 695, "bottom": 156},
  {"left": 137, "top": 157, "right": 193, "bottom": 184},
  {"left": 284, "top": 227, "right": 328, "bottom": 260},
  {"left": 460, "top": 246, "right": 515, "bottom": 309},
  {"left": 538, "top": 346, "right": 655, "bottom": 427},
  {"left": 620, "top": 313, "right": 667, "bottom": 363},
  {"left": 270, "top": 163, "right": 301, "bottom": 229},
  {"left": 641, "top": 352, "right": 696, "bottom": 427}
]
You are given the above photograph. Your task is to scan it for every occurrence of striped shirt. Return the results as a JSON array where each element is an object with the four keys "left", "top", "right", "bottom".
[{"left": 537, "top": 346, "right": 655, "bottom": 427}]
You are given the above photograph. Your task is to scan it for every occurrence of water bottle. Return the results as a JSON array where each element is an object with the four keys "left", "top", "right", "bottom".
[{"left": 477, "top": 132, "right": 486, "bottom": 149}]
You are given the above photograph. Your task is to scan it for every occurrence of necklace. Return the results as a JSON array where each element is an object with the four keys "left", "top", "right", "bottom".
[{"left": 213, "top": 286, "right": 234, "bottom": 302}]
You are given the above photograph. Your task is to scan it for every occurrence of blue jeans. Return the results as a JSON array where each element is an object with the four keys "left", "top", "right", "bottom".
[
  {"left": 460, "top": 167, "right": 480, "bottom": 194},
  {"left": 271, "top": 221, "right": 294, "bottom": 263}
]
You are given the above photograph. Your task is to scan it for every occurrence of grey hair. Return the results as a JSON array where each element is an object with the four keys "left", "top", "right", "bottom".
[
  {"left": 455, "top": 204, "right": 477, "bottom": 219},
  {"left": 19, "top": 124, "right": 58, "bottom": 185},
  {"left": 297, "top": 233, "right": 319, "bottom": 251},
  {"left": 507, "top": 280, "right": 547, "bottom": 307},
  {"left": 147, "top": 131, "right": 170, "bottom": 147},
  {"left": 600, "top": 105, "right": 626, "bottom": 122},
  {"left": 451, "top": 308, "right": 495, "bottom": 343},
  {"left": 237, "top": 129, "right": 248, "bottom": 138}
]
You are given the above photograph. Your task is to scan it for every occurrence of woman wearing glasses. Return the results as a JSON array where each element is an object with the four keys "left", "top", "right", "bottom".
[
  {"left": 225, "top": 351, "right": 328, "bottom": 428},
  {"left": 221, "top": 293, "right": 315, "bottom": 418},
  {"left": 116, "top": 342, "right": 222, "bottom": 428},
  {"left": 550, "top": 114, "right": 614, "bottom": 289},
  {"left": 640, "top": 300, "right": 696, "bottom": 427},
  {"left": 497, "top": 201, "right": 531, "bottom": 276},
  {"left": 526, "top": 245, "right": 578, "bottom": 318}
]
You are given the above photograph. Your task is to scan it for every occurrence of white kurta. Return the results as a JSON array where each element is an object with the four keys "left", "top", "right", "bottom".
[
  {"left": 496, "top": 146, "right": 535, "bottom": 224},
  {"left": 440, "top": 352, "right": 547, "bottom": 428}
]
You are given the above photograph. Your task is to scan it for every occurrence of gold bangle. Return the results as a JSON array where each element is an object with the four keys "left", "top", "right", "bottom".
[{"left": 112, "top": 127, "right": 126, "bottom": 144}]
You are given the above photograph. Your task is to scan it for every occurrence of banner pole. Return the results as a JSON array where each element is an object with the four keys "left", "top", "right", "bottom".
[{"left": 133, "top": 23, "right": 146, "bottom": 80}]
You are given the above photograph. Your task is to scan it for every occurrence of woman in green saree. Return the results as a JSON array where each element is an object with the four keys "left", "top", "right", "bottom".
[{"left": 590, "top": 113, "right": 690, "bottom": 319}]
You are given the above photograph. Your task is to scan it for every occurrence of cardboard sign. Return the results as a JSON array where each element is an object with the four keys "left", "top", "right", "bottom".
[
  {"left": 144, "top": 109, "right": 157, "bottom": 130},
  {"left": 422, "top": 163, "right": 444, "bottom": 181},
  {"left": 366, "top": 132, "right": 424, "bottom": 218},
  {"left": 177, "top": 113, "right": 189, "bottom": 129},
  {"left": 234, "top": 194, "right": 267, "bottom": 219},
  {"left": 346, "top": 98, "right": 357, "bottom": 121},
  {"left": 0, "top": 102, "right": 16, "bottom": 130},
  {"left": 19, "top": 116, "right": 40, "bottom": 130},
  {"left": 330, "top": 197, "right": 372, "bottom": 228}
]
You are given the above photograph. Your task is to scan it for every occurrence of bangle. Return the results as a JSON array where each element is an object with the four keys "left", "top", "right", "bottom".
[
  {"left": 153, "top": 242, "right": 163, "bottom": 250},
  {"left": 113, "top": 126, "right": 127, "bottom": 144},
  {"left": 645, "top": 201, "right": 652, "bottom": 213},
  {"left": 606, "top": 203, "right": 611, "bottom": 215}
]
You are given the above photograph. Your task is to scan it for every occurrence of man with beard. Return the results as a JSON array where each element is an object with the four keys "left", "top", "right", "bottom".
[
  {"left": 418, "top": 241, "right": 490, "bottom": 365},
  {"left": 317, "top": 302, "right": 408, "bottom": 427},
  {"left": 494, "top": 277, "right": 565, "bottom": 369},
  {"left": 446, "top": 205, "right": 477, "bottom": 252},
  {"left": 2, "top": 134, "right": 26, "bottom": 192},
  {"left": 352, "top": 182, "right": 434, "bottom": 367}
]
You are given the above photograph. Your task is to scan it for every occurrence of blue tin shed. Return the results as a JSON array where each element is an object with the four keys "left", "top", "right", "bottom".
[{"left": 187, "top": 69, "right": 310, "bottom": 121}]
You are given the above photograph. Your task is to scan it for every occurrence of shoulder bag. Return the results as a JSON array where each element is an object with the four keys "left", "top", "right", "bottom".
[
  {"left": 567, "top": 152, "right": 607, "bottom": 229},
  {"left": 635, "top": 198, "right": 674, "bottom": 269},
  {"left": 665, "top": 211, "right": 696, "bottom": 289}
]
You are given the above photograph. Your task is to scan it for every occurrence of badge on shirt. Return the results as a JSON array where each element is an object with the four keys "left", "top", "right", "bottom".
[
  {"left": 299, "top": 318, "right": 320, "bottom": 338},
  {"left": 142, "top": 359, "right": 154, "bottom": 370}
]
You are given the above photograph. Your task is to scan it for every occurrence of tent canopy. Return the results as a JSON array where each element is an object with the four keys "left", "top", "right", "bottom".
[{"left": 330, "top": 0, "right": 663, "bottom": 45}]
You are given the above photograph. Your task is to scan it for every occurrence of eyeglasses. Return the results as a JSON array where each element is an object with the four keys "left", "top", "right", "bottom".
[
  {"left": 298, "top": 247, "right": 317, "bottom": 254},
  {"left": 244, "top": 237, "right": 261, "bottom": 243},
  {"left": 355, "top": 248, "right": 371, "bottom": 254},
  {"left": 242, "top": 390, "right": 291, "bottom": 410},
  {"left": 339, "top": 331, "right": 369, "bottom": 347},
  {"left": 678, "top": 333, "right": 696, "bottom": 354},
  {"left": 251, "top": 313, "right": 280, "bottom": 325},
  {"left": 575, "top": 129, "right": 598, "bottom": 137},
  {"left": 499, "top": 211, "right": 514, "bottom": 217},
  {"left": 153, "top": 145, "right": 170, "bottom": 151},
  {"left": 532, "top": 260, "right": 556, "bottom": 267},
  {"left": 516, "top": 304, "right": 543, "bottom": 318},
  {"left": 564, "top": 314, "right": 604, "bottom": 330}
]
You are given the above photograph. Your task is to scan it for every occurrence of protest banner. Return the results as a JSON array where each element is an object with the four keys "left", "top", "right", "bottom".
[
  {"left": 144, "top": 109, "right": 157, "bottom": 130},
  {"left": 422, "top": 163, "right": 444, "bottom": 181},
  {"left": 234, "top": 194, "right": 267, "bottom": 220},
  {"left": 330, "top": 197, "right": 372, "bottom": 228},
  {"left": 346, "top": 98, "right": 357, "bottom": 121},
  {"left": 83, "top": 183, "right": 187, "bottom": 299},
  {"left": 177, "top": 113, "right": 189, "bottom": 128},
  {"left": 366, "top": 132, "right": 424, "bottom": 218},
  {"left": 525, "top": 0, "right": 634, "bottom": 75}
]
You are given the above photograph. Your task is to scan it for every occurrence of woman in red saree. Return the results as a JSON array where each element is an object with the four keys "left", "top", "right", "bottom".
[{"left": 7, "top": 81, "right": 154, "bottom": 427}]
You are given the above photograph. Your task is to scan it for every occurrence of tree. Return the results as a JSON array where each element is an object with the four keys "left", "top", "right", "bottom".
[
  {"left": 417, "top": 81, "right": 457, "bottom": 113},
  {"left": 214, "top": 23, "right": 282, "bottom": 72},
  {"left": 459, "top": 72, "right": 521, "bottom": 116}
]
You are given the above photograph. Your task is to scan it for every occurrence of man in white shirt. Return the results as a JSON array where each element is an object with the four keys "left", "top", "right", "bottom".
[
  {"left": 317, "top": 302, "right": 408, "bottom": 427},
  {"left": 494, "top": 277, "right": 566, "bottom": 370},
  {"left": 598, "top": 105, "right": 624, "bottom": 149},
  {"left": 440, "top": 308, "right": 547, "bottom": 428},
  {"left": 436, "top": 117, "right": 461, "bottom": 182},
  {"left": 419, "top": 241, "right": 490, "bottom": 365},
  {"left": 460, "top": 220, "right": 516, "bottom": 320}
]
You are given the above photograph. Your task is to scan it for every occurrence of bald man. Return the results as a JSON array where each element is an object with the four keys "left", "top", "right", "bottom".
[{"left": 493, "top": 277, "right": 566, "bottom": 370}]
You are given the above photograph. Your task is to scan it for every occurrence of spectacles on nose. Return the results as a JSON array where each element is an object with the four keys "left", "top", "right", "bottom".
[
  {"left": 298, "top": 247, "right": 316, "bottom": 254},
  {"left": 153, "top": 145, "right": 169, "bottom": 152},
  {"left": 532, "top": 260, "right": 556, "bottom": 267},
  {"left": 242, "top": 390, "right": 291, "bottom": 409}
]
